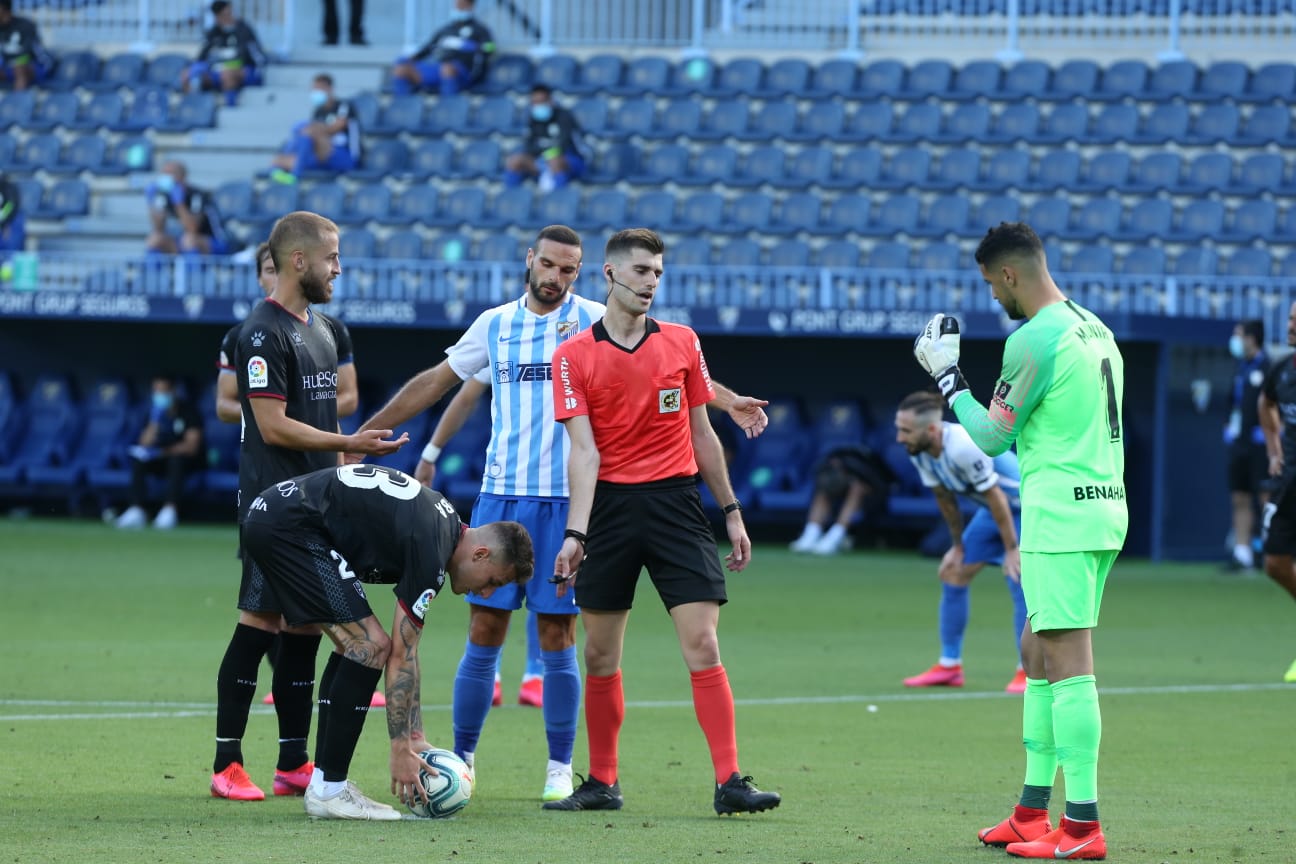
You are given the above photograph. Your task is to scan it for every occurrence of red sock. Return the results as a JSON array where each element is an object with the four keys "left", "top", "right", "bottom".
[
  {"left": 690, "top": 665, "right": 738, "bottom": 784},
  {"left": 585, "top": 671, "right": 624, "bottom": 786},
  {"left": 1014, "top": 805, "right": 1049, "bottom": 821}
]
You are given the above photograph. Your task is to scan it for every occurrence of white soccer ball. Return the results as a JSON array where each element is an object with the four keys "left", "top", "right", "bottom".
[{"left": 409, "top": 748, "right": 473, "bottom": 819}]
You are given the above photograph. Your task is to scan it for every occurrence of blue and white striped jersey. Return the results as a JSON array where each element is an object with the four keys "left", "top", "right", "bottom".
[
  {"left": 444, "top": 292, "right": 605, "bottom": 498},
  {"left": 910, "top": 422, "right": 1021, "bottom": 511}
]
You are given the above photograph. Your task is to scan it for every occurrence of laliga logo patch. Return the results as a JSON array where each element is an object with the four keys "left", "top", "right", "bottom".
[
  {"left": 412, "top": 588, "right": 436, "bottom": 620},
  {"left": 247, "top": 356, "right": 269, "bottom": 389},
  {"left": 659, "top": 388, "right": 681, "bottom": 413}
]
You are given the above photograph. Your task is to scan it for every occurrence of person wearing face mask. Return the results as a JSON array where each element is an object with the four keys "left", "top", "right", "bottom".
[
  {"left": 504, "top": 85, "right": 589, "bottom": 192},
  {"left": 390, "top": 0, "right": 495, "bottom": 96},
  {"left": 182, "top": 2, "right": 268, "bottom": 107},
  {"left": 115, "top": 376, "right": 205, "bottom": 531},
  {"left": 0, "top": 0, "right": 54, "bottom": 92},
  {"left": 146, "top": 160, "right": 232, "bottom": 257},
  {"left": 269, "top": 74, "right": 362, "bottom": 184},
  {"left": 1223, "top": 319, "right": 1271, "bottom": 572}
]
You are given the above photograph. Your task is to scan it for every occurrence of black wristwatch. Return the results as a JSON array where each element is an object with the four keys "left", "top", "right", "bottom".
[{"left": 721, "top": 500, "right": 743, "bottom": 515}]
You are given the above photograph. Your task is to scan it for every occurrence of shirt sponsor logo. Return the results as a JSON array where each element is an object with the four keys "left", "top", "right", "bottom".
[
  {"left": 249, "top": 496, "right": 267, "bottom": 511},
  {"left": 559, "top": 355, "right": 575, "bottom": 399},
  {"left": 1073, "top": 484, "right": 1126, "bottom": 501},
  {"left": 494, "top": 361, "right": 552, "bottom": 383},
  {"left": 247, "top": 356, "right": 268, "bottom": 389},
  {"left": 411, "top": 588, "right": 436, "bottom": 620},
  {"left": 992, "top": 380, "right": 1015, "bottom": 414},
  {"left": 659, "top": 388, "right": 681, "bottom": 413},
  {"left": 302, "top": 370, "right": 338, "bottom": 390}
]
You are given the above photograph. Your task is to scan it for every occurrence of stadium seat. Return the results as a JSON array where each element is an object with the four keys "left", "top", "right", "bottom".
[
  {"left": 746, "top": 101, "right": 798, "bottom": 143},
  {"left": 580, "top": 188, "right": 628, "bottom": 232},
  {"left": 35, "top": 179, "right": 89, "bottom": 219},
  {"left": 1125, "top": 151, "right": 1182, "bottom": 194},
  {"left": 1033, "top": 102, "right": 1088, "bottom": 144},
  {"left": 477, "top": 232, "right": 521, "bottom": 263},
  {"left": 1074, "top": 150, "right": 1132, "bottom": 193},
  {"left": 350, "top": 139, "right": 408, "bottom": 182},
  {"left": 1223, "top": 247, "right": 1273, "bottom": 278},
  {"left": 214, "top": 180, "right": 255, "bottom": 223},
  {"left": 858, "top": 59, "right": 906, "bottom": 98},
  {"left": 44, "top": 134, "right": 105, "bottom": 177},
  {"left": 1281, "top": 250, "right": 1296, "bottom": 278},
  {"left": 369, "top": 93, "right": 423, "bottom": 136},
  {"left": 479, "top": 54, "right": 534, "bottom": 95},
  {"left": 91, "top": 52, "right": 146, "bottom": 91},
  {"left": 789, "top": 101, "right": 845, "bottom": 143},
  {"left": 1094, "top": 59, "right": 1149, "bottom": 101},
  {"left": 1240, "top": 62, "right": 1296, "bottom": 104},
  {"left": 868, "top": 241, "right": 909, "bottom": 270},
  {"left": 343, "top": 184, "right": 393, "bottom": 226},
  {"left": 606, "top": 98, "right": 655, "bottom": 140},
  {"left": 1235, "top": 104, "right": 1291, "bottom": 146},
  {"left": 912, "top": 193, "right": 972, "bottom": 239},
  {"left": 1129, "top": 102, "right": 1190, "bottom": 145},
  {"left": 874, "top": 147, "right": 930, "bottom": 190},
  {"left": 465, "top": 94, "right": 517, "bottom": 136},
  {"left": 299, "top": 182, "right": 346, "bottom": 222},
  {"left": 914, "top": 241, "right": 961, "bottom": 271},
  {"left": 585, "top": 140, "right": 638, "bottom": 184},
  {"left": 631, "top": 190, "right": 675, "bottom": 227},
  {"left": 999, "top": 59, "right": 1050, "bottom": 99},
  {"left": 429, "top": 186, "right": 486, "bottom": 228},
  {"left": 714, "top": 237, "right": 762, "bottom": 268},
  {"left": 1079, "top": 103, "right": 1138, "bottom": 144},
  {"left": 427, "top": 232, "right": 474, "bottom": 262},
  {"left": 665, "top": 57, "right": 716, "bottom": 97},
  {"left": 1175, "top": 152, "right": 1234, "bottom": 195},
  {"left": 71, "top": 90, "right": 124, "bottom": 131},
  {"left": 888, "top": 102, "right": 942, "bottom": 143},
  {"left": 1044, "top": 59, "right": 1100, "bottom": 101},
  {"left": 709, "top": 57, "right": 765, "bottom": 98},
  {"left": 771, "top": 192, "right": 823, "bottom": 236},
  {"left": 0, "top": 374, "right": 78, "bottom": 490},
  {"left": 10, "top": 133, "right": 61, "bottom": 174},
  {"left": 809, "top": 59, "right": 860, "bottom": 98},
  {"left": 671, "top": 236, "right": 712, "bottom": 267},
  {"left": 949, "top": 60, "right": 1001, "bottom": 101},
  {"left": 932, "top": 102, "right": 990, "bottom": 145},
  {"left": 1026, "top": 197, "right": 1070, "bottom": 241},
  {"left": 827, "top": 194, "right": 876, "bottom": 237},
  {"left": 809, "top": 398, "right": 870, "bottom": 456},
  {"left": 382, "top": 187, "right": 437, "bottom": 227},
  {"left": 421, "top": 93, "right": 469, "bottom": 135},
  {"left": 1220, "top": 200, "right": 1278, "bottom": 244},
  {"left": 27, "top": 377, "right": 132, "bottom": 496},
  {"left": 627, "top": 143, "right": 689, "bottom": 185},
  {"left": 654, "top": 98, "right": 701, "bottom": 141},
  {"left": 676, "top": 191, "right": 726, "bottom": 233},
  {"left": 0, "top": 132, "right": 15, "bottom": 170},
  {"left": 534, "top": 186, "right": 581, "bottom": 226},
  {"left": 969, "top": 148, "right": 1030, "bottom": 192},
  {"left": 1230, "top": 152, "right": 1287, "bottom": 196},
  {"left": 1119, "top": 245, "right": 1167, "bottom": 275},
  {"left": 340, "top": 226, "right": 377, "bottom": 259},
  {"left": 759, "top": 57, "right": 810, "bottom": 98},
  {"left": 900, "top": 59, "right": 953, "bottom": 100},
  {"left": 254, "top": 183, "right": 300, "bottom": 222},
  {"left": 569, "top": 96, "right": 608, "bottom": 137},
  {"left": 1117, "top": 198, "right": 1173, "bottom": 242},
  {"left": 47, "top": 50, "right": 101, "bottom": 92},
  {"left": 1183, "top": 102, "right": 1240, "bottom": 145},
  {"left": 479, "top": 185, "right": 533, "bottom": 230},
  {"left": 735, "top": 144, "right": 785, "bottom": 188},
  {"left": 1171, "top": 246, "right": 1220, "bottom": 276},
  {"left": 0, "top": 89, "right": 35, "bottom": 128},
  {"left": 817, "top": 240, "right": 860, "bottom": 269},
  {"left": 144, "top": 53, "right": 190, "bottom": 90},
  {"left": 454, "top": 139, "right": 501, "bottom": 179},
  {"left": 841, "top": 101, "right": 894, "bottom": 142},
  {"left": 535, "top": 54, "right": 579, "bottom": 92},
  {"left": 1069, "top": 244, "right": 1115, "bottom": 276},
  {"left": 1166, "top": 199, "right": 1226, "bottom": 243},
  {"left": 161, "top": 91, "right": 217, "bottom": 133},
  {"left": 112, "top": 86, "right": 170, "bottom": 133},
  {"left": 1146, "top": 60, "right": 1198, "bottom": 101},
  {"left": 728, "top": 191, "right": 775, "bottom": 235},
  {"left": 926, "top": 147, "right": 980, "bottom": 192},
  {"left": 404, "top": 139, "right": 455, "bottom": 181},
  {"left": 381, "top": 229, "right": 425, "bottom": 260},
  {"left": 577, "top": 54, "right": 624, "bottom": 94},
  {"left": 25, "top": 91, "right": 80, "bottom": 132},
  {"left": 13, "top": 178, "right": 43, "bottom": 216},
  {"left": 984, "top": 102, "right": 1040, "bottom": 144},
  {"left": 769, "top": 238, "right": 811, "bottom": 268},
  {"left": 775, "top": 145, "right": 833, "bottom": 190},
  {"left": 348, "top": 90, "right": 380, "bottom": 129},
  {"left": 973, "top": 195, "right": 1021, "bottom": 235},
  {"left": 1022, "top": 149, "right": 1081, "bottom": 193},
  {"left": 614, "top": 56, "right": 671, "bottom": 97},
  {"left": 1068, "top": 197, "right": 1123, "bottom": 242},
  {"left": 1196, "top": 60, "right": 1249, "bottom": 102},
  {"left": 697, "top": 99, "right": 749, "bottom": 141}
]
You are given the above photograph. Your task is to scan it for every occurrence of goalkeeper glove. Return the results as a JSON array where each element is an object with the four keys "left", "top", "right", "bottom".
[{"left": 913, "top": 313, "right": 969, "bottom": 406}]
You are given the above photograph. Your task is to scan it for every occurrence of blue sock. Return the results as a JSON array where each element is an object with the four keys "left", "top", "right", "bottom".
[
  {"left": 224, "top": 88, "right": 238, "bottom": 107},
  {"left": 391, "top": 77, "right": 413, "bottom": 96},
  {"left": 503, "top": 170, "right": 524, "bottom": 188},
  {"left": 524, "top": 611, "right": 544, "bottom": 679},
  {"left": 939, "top": 583, "right": 970, "bottom": 661},
  {"left": 1006, "top": 574, "right": 1028, "bottom": 659},
  {"left": 452, "top": 640, "right": 501, "bottom": 757},
  {"left": 540, "top": 646, "right": 579, "bottom": 765}
]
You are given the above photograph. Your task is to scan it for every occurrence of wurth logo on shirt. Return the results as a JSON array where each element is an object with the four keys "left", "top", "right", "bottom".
[{"left": 559, "top": 356, "right": 574, "bottom": 398}]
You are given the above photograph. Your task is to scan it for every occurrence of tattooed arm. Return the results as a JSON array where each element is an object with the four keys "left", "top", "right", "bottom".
[{"left": 386, "top": 603, "right": 432, "bottom": 805}]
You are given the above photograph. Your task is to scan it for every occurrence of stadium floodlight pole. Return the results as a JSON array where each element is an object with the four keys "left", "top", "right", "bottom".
[{"left": 995, "top": 0, "right": 1023, "bottom": 63}]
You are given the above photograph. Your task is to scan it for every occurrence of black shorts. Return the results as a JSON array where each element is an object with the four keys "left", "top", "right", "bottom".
[
  {"left": 240, "top": 497, "right": 378, "bottom": 627},
  {"left": 574, "top": 475, "right": 727, "bottom": 612},
  {"left": 1227, "top": 443, "right": 1268, "bottom": 495}
]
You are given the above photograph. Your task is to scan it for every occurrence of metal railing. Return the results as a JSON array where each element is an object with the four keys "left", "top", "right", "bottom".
[{"left": 20, "top": 0, "right": 292, "bottom": 55}]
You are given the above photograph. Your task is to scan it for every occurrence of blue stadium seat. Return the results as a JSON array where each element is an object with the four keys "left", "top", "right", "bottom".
[
  {"left": 831, "top": 194, "right": 881, "bottom": 237},
  {"left": 0, "top": 374, "right": 78, "bottom": 489},
  {"left": 1044, "top": 59, "right": 1100, "bottom": 101},
  {"left": 405, "top": 139, "right": 455, "bottom": 181},
  {"left": 465, "top": 94, "right": 517, "bottom": 136},
  {"left": 577, "top": 54, "right": 624, "bottom": 94},
  {"left": 613, "top": 56, "right": 670, "bottom": 97},
  {"left": 44, "top": 134, "right": 104, "bottom": 177},
  {"left": 631, "top": 190, "right": 675, "bottom": 227},
  {"left": 999, "top": 60, "right": 1050, "bottom": 99},
  {"left": 1281, "top": 250, "right": 1296, "bottom": 278},
  {"left": 774, "top": 145, "right": 832, "bottom": 190},
  {"left": 708, "top": 57, "right": 764, "bottom": 98},
  {"left": 1094, "top": 59, "right": 1149, "bottom": 101},
  {"left": 1220, "top": 200, "right": 1278, "bottom": 244},
  {"left": 1223, "top": 247, "right": 1273, "bottom": 278},
  {"left": 1183, "top": 102, "right": 1240, "bottom": 145},
  {"left": 108, "top": 136, "right": 151, "bottom": 179},
  {"left": 10, "top": 133, "right": 61, "bottom": 174},
  {"left": 585, "top": 140, "right": 638, "bottom": 183},
  {"left": 534, "top": 186, "right": 581, "bottom": 226},
  {"left": 581, "top": 188, "right": 628, "bottom": 232},
  {"left": 340, "top": 226, "right": 377, "bottom": 259},
  {"left": 477, "top": 232, "right": 521, "bottom": 263},
  {"left": 926, "top": 147, "right": 980, "bottom": 191},
  {"left": 1022, "top": 149, "right": 1081, "bottom": 193},
  {"left": 1230, "top": 152, "right": 1287, "bottom": 196},
  {"left": 1130, "top": 102, "right": 1190, "bottom": 145},
  {"left": 299, "top": 182, "right": 347, "bottom": 221},
  {"left": 696, "top": 99, "right": 749, "bottom": 141},
  {"left": 535, "top": 54, "right": 579, "bottom": 92},
  {"left": 868, "top": 241, "right": 909, "bottom": 270},
  {"left": 1175, "top": 151, "right": 1233, "bottom": 195},
  {"left": 214, "top": 179, "right": 255, "bottom": 222},
  {"left": 369, "top": 93, "right": 423, "bottom": 136},
  {"left": 1171, "top": 247, "right": 1220, "bottom": 276},
  {"left": 421, "top": 93, "right": 469, "bottom": 135},
  {"left": 344, "top": 184, "right": 392, "bottom": 226},
  {"left": 255, "top": 183, "right": 300, "bottom": 222},
  {"left": 985, "top": 102, "right": 1040, "bottom": 144},
  {"left": 671, "top": 236, "right": 712, "bottom": 267},
  {"left": 887, "top": 102, "right": 942, "bottom": 143},
  {"left": 810, "top": 398, "right": 870, "bottom": 456},
  {"left": 715, "top": 237, "right": 762, "bottom": 268},
  {"left": 35, "top": 179, "right": 89, "bottom": 218},
  {"left": 91, "top": 52, "right": 145, "bottom": 91},
  {"left": 823, "top": 146, "right": 882, "bottom": 190},
  {"left": 665, "top": 57, "right": 716, "bottom": 96},
  {"left": 13, "top": 178, "right": 43, "bottom": 216},
  {"left": 159, "top": 91, "right": 217, "bottom": 133},
  {"left": 1125, "top": 151, "right": 1181, "bottom": 194},
  {"left": 1034, "top": 102, "right": 1088, "bottom": 144},
  {"left": 969, "top": 148, "right": 1030, "bottom": 192},
  {"left": 873, "top": 147, "right": 929, "bottom": 190},
  {"left": 71, "top": 90, "right": 124, "bottom": 131},
  {"left": 27, "top": 377, "right": 132, "bottom": 495},
  {"left": 676, "top": 191, "right": 726, "bottom": 233},
  {"left": 841, "top": 101, "right": 893, "bottom": 143},
  {"left": 901, "top": 59, "right": 953, "bottom": 100},
  {"left": 1117, "top": 198, "right": 1173, "bottom": 242},
  {"left": 932, "top": 102, "right": 990, "bottom": 145},
  {"left": 1069, "top": 244, "right": 1114, "bottom": 276},
  {"left": 347, "top": 90, "right": 380, "bottom": 129},
  {"left": 1240, "top": 62, "right": 1295, "bottom": 104},
  {"left": 606, "top": 98, "right": 655, "bottom": 141},
  {"left": 627, "top": 143, "right": 689, "bottom": 185},
  {"left": 761, "top": 58, "right": 812, "bottom": 97},
  {"left": 112, "top": 86, "right": 169, "bottom": 132},
  {"left": 1078, "top": 102, "right": 1138, "bottom": 144},
  {"left": 1166, "top": 199, "right": 1226, "bottom": 243},
  {"left": 745, "top": 101, "right": 798, "bottom": 143},
  {"left": 809, "top": 59, "right": 860, "bottom": 98},
  {"left": 382, "top": 229, "right": 425, "bottom": 260},
  {"left": 735, "top": 144, "right": 785, "bottom": 188},
  {"left": 454, "top": 139, "right": 500, "bottom": 179},
  {"left": 654, "top": 98, "right": 702, "bottom": 142},
  {"left": 569, "top": 96, "right": 608, "bottom": 136},
  {"left": 48, "top": 50, "right": 101, "bottom": 92},
  {"left": 1074, "top": 150, "right": 1131, "bottom": 193},
  {"left": 817, "top": 240, "right": 860, "bottom": 269},
  {"left": 1026, "top": 197, "right": 1070, "bottom": 240},
  {"left": 0, "top": 132, "right": 15, "bottom": 170},
  {"left": 912, "top": 193, "right": 972, "bottom": 239},
  {"left": 427, "top": 232, "right": 474, "bottom": 262},
  {"left": 144, "top": 53, "right": 189, "bottom": 90},
  {"left": 789, "top": 100, "right": 845, "bottom": 142},
  {"left": 1118, "top": 246, "right": 1167, "bottom": 275},
  {"left": 1146, "top": 60, "right": 1198, "bottom": 101},
  {"left": 1068, "top": 197, "right": 1122, "bottom": 242},
  {"left": 769, "top": 238, "right": 811, "bottom": 268},
  {"left": 0, "top": 89, "right": 35, "bottom": 128},
  {"left": 351, "top": 138, "right": 408, "bottom": 181},
  {"left": 429, "top": 186, "right": 486, "bottom": 228},
  {"left": 382, "top": 187, "right": 437, "bottom": 227},
  {"left": 1196, "top": 60, "right": 1249, "bottom": 102},
  {"left": 727, "top": 191, "right": 774, "bottom": 235},
  {"left": 0, "top": 370, "right": 21, "bottom": 463},
  {"left": 949, "top": 60, "right": 1001, "bottom": 101},
  {"left": 26, "top": 91, "right": 80, "bottom": 132},
  {"left": 479, "top": 54, "right": 533, "bottom": 94},
  {"left": 772, "top": 192, "right": 823, "bottom": 235},
  {"left": 1235, "top": 104, "right": 1292, "bottom": 146},
  {"left": 914, "top": 241, "right": 961, "bottom": 271},
  {"left": 479, "top": 186, "right": 533, "bottom": 230},
  {"left": 859, "top": 59, "right": 905, "bottom": 97}
]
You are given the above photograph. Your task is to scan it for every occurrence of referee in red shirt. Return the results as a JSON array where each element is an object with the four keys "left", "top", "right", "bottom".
[{"left": 544, "top": 228, "right": 782, "bottom": 816}]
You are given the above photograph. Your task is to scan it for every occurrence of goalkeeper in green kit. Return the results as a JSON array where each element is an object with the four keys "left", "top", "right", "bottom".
[{"left": 913, "top": 222, "right": 1127, "bottom": 861}]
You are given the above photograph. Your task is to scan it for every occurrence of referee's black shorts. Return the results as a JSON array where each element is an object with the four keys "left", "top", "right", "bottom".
[{"left": 574, "top": 475, "right": 727, "bottom": 613}]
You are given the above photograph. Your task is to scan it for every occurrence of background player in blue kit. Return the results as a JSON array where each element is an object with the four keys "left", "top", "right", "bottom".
[{"left": 894, "top": 390, "right": 1028, "bottom": 693}]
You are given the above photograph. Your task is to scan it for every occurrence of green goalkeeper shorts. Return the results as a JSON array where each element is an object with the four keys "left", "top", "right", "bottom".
[{"left": 1021, "top": 549, "right": 1118, "bottom": 632}]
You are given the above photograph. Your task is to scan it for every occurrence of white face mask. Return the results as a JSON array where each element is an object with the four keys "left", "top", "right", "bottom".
[{"left": 1228, "top": 334, "right": 1245, "bottom": 359}]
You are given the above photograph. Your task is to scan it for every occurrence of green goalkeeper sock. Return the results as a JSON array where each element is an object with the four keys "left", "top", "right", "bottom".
[
  {"left": 1020, "top": 677, "right": 1057, "bottom": 806},
  {"left": 1052, "top": 674, "right": 1102, "bottom": 812}
]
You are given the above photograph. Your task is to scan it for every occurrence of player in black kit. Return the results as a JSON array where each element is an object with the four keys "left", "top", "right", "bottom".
[
  {"left": 1258, "top": 301, "right": 1296, "bottom": 683},
  {"left": 210, "top": 211, "right": 408, "bottom": 803},
  {"left": 242, "top": 463, "right": 533, "bottom": 819}
]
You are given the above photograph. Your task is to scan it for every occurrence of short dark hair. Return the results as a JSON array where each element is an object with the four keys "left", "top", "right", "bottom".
[
  {"left": 210, "top": 1, "right": 230, "bottom": 15},
  {"left": 0, "top": 1, "right": 13, "bottom": 13},
  {"left": 484, "top": 521, "right": 534, "bottom": 585},
  {"left": 531, "top": 83, "right": 553, "bottom": 98},
  {"left": 255, "top": 241, "right": 273, "bottom": 275},
  {"left": 313, "top": 73, "right": 334, "bottom": 88},
  {"left": 606, "top": 228, "right": 665, "bottom": 261},
  {"left": 974, "top": 222, "right": 1045, "bottom": 269},
  {"left": 1241, "top": 319, "right": 1265, "bottom": 345},
  {"left": 897, "top": 390, "right": 945, "bottom": 419},
  {"left": 535, "top": 224, "right": 581, "bottom": 249},
  {"left": 268, "top": 211, "right": 339, "bottom": 273}
]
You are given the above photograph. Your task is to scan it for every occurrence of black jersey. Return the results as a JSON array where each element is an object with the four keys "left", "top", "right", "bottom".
[
  {"left": 197, "top": 20, "right": 267, "bottom": 70},
  {"left": 267, "top": 464, "right": 462, "bottom": 626},
  {"left": 524, "top": 104, "right": 587, "bottom": 160},
  {"left": 220, "top": 308, "right": 351, "bottom": 374},
  {"left": 1261, "top": 350, "right": 1296, "bottom": 492},
  {"left": 235, "top": 299, "right": 340, "bottom": 519},
  {"left": 411, "top": 16, "right": 494, "bottom": 85},
  {"left": 0, "top": 14, "right": 53, "bottom": 67}
]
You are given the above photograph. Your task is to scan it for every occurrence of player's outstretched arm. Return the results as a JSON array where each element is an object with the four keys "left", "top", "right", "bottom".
[
  {"left": 415, "top": 375, "right": 488, "bottom": 487},
  {"left": 387, "top": 603, "right": 433, "bottom": 806},
  {"left": 360, "top": 362, "right": 462, "bottom": 438},
  {"left": 711, "top": 380, "right": 769, "bottom": 439},
  {"left": 691, "top": 405, "right": 751, "bottom": 572}
]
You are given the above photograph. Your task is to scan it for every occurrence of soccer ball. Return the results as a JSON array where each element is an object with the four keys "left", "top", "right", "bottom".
[{"left": 409, "top": 748, "right": 474, "bottom": 819}]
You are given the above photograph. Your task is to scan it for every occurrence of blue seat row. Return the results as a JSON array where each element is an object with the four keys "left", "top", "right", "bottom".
[
  {"left": 0, "top": 132, "right": 153, "bottom": 179},
  {"left": 0, "top": 88, "right": 217, "bottom": 134},
  {"left": 20, "top": 51, "right": 221, "bottom": 95}
]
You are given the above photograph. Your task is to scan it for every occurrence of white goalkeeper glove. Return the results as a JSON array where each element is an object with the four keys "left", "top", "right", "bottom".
[{"left": 913, "top": 313, "right": 969, "bottom": 405}]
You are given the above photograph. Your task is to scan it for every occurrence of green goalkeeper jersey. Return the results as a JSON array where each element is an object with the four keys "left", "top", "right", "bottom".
[{"left": 951, "top": 299, "right": 1127, "bottom": 553}]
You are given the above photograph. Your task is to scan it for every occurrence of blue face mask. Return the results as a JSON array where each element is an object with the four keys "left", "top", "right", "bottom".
[
  {"left": 531, "top": 103, "right": 553, "bottom": 123},
  {"left": 1229, "top": 334, "right": 1245, "bottom": 359},
  {"left": 155, "top": 174, "right": 175, "bottom": 193},
  {"left": 310, "top": 89, "right": 328, "bottom": 108},
  {"left": 152, "top": 392, "right": 174, "bottom": 413}
]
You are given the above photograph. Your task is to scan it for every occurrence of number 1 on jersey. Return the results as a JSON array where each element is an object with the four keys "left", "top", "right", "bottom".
[{"left": 1100, "top": 357, "right": 1121, "bottom": 442}]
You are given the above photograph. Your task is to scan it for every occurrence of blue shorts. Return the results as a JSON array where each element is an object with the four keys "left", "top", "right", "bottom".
[
  {"left": 414, "top": 60, "right": 469, "bottom": 91},
  {"left": 467, "top": 493, "right": 576, "bottom": 616},
  {"left": 962, "top": 506, "right": 1022, "bottom": 566}
]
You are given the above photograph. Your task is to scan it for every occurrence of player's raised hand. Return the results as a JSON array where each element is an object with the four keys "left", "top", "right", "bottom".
[
  {"left": 348, "top": 428, "right": 410, "bottom": 456},
  {"left": 914, "top": 313, "right": 970, "bottom": 405},
  {"left": 414, "top": 459, "right": 436, "bottom": 487},
  {"left": 726, "top": 395, "right": 770, "bottom": 439}
]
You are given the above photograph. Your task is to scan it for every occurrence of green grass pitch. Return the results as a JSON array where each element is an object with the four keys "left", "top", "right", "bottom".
[{"left": 1, "top": 519, "right": 1292, "bottom": 863}]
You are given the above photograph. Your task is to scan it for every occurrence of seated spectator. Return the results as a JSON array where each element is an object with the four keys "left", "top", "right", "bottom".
[
  {"left": 181, "top": 1, "right": 267, "bottom": 107},
  {"left": 390, "top": 0, "right": 494, "bottom": 96},
  {"left": 0, "top": 0, "right": 54, "bottom": 91},
  {"left": 0, "top": 173, "right": 24, "bottom": 253},
  {"left": 146, "top": 160, "right": 232, "bottom": 256},
  {"left": 115, "top": 376, "right": 204, "bottom": 531},
  {"left": 269, "top": 74, "right": 361, "bottom": 183},
  {"left": 504, "top": 85, "right": 588, "bottom": 192},
  {"left": 789, "top": 441, "right": 894, "bottom": 555}
]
